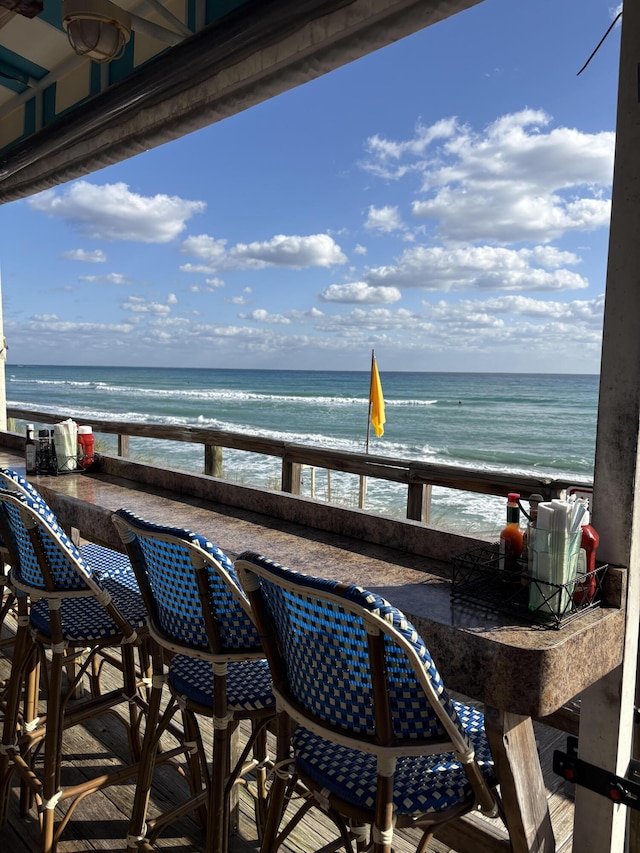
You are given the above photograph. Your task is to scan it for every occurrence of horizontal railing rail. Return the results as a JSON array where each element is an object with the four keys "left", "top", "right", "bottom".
[{"left": 7, "top": 406, "right": 590, "bottom": 524}]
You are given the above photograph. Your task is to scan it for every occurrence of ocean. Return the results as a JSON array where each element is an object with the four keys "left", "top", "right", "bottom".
[{"left": 5, "top": 365, "right": 598, "bottom": 537}]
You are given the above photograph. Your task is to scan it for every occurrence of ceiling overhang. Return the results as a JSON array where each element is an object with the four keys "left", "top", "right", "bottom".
[{"left": 0, "top": 0, "right": 483, "bottom": 204}]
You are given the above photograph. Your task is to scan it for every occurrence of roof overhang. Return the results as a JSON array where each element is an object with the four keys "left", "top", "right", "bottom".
[{"left": 0, "top": 0, "right": 483, "bottom": 204}]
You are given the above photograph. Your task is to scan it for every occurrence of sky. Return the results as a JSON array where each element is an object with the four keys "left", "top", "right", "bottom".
[{"left": 0, "top": 0, "right": 623, "bottom": 373}]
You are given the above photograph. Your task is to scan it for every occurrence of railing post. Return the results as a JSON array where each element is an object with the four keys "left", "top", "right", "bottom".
[
  {"left": 282, "top": 459, "right": 302, "bottom": 495},
  {"left": 204, "top": 444, "right": 223, "bottom": 477},
  {"left": 118, "top": 434, "right": 130, "bottom": 458},
  {"left": 407, "top": 482, "right": 432, "bottom": 523}
]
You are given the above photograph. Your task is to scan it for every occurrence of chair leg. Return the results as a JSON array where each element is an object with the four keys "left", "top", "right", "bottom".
[
  {"left": 126, "top": 649, "right": 165, "bottom": 853},
  {"left": 207, "top": 714, "right": 231, "bottom": 853},
  {"left": 0, "top": 599, "right": 33, "bottom": 823},
  {"left": 40, "top": 643, "right": 66, "bottom": 853},
  {"left": 372, "top": 772, "right": 394, "bottom": 853},
  {"left": 181, "top": 707, "right": 208, "bottom": 829},
  {"left": 122, "top": 641, "right": 144, "bottom": 762},
  {"left": 415, "top": 829, "right": 435, "bottom": 853},
  {"left": 259, "top": 713, "right": 292, "bottom": 853},
  {"left": 19, "top": 640, "right": 40, "bottom": 817},
  {"left": 253, "top": 721, "right": 269, "bottom": 839}
]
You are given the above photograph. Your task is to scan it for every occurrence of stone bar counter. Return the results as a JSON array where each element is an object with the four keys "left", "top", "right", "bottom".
[{"left": 0, "top": 439, "right": 626, "bottom": 853}]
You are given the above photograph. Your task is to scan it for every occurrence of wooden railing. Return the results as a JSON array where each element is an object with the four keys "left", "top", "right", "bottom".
[{"left": 7, "top": 406, "right": 589, "bottom": 523}]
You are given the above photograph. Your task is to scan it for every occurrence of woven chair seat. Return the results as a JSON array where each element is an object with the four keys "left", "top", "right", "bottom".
[
  {"left": 169, "top": 654, "right": 275, "bottom": 712},
  {"left": 79, "top": 542, "right": 135, "bottom": 578},
  {"left": 30, "top": 575, "right": 147, "bottom": 641},
  {"left": 293, "top": 698, "right": 496, "bottom": 815}
]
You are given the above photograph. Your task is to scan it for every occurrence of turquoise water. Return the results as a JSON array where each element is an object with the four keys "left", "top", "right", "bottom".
[{"left": 6, "top": 365, "right": 598, "bottom": 536}]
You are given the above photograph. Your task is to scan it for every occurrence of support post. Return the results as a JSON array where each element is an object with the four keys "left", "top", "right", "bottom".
[
  {"left": 573, "top": 6, "right": 640, "bottom": 850},
  {"left": 204, "top": 444, "right": 223, "bottom": 477},
  {"left": 0, "top": 270, "right": 7, "bottom": 432},
  {"left": 407, "top": 482, "right": 432, "bottom": 523},
  {"left": 281, "top": 459, "right": 301, "bottom": 495}
]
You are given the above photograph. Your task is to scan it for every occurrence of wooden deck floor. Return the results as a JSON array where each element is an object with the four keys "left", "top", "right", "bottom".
[{"left": 0, "top": 615, "right": 576, "bottom": 853}]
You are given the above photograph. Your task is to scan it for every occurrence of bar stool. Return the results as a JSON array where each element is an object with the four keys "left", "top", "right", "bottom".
[
  {"left": 236, "top": 550, "right": 505, "bottom": 853},
  {"left": 112, "top": 509, "right": 275, "bottom": 853},
  {"left": 0, "top": 491, "right": 149, "bottom": 853}
]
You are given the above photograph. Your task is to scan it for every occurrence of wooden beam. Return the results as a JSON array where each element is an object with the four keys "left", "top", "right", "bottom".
[
  {"left": 573, "top": 5, "right": 640, "bottom": 850},
  {"left": 0, "top": 0, "right": 485, "bottom": 202}
]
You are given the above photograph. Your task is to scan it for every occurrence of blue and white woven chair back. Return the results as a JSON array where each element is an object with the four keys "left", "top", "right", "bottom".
[
  {"left": 0, "top": 468, "right": 48, "bottom": 555},
  {"left": 236, "top": 552, "right": 466, "bottom": 745},
  {"left": 113, "top": 509, "right": 261, "bottom": 653},
  {"left": 0, "top": 468, "right": 48, "bottom": 507},
  {"left": 0, "top": 491, "right": 93, "bottom": 593}
]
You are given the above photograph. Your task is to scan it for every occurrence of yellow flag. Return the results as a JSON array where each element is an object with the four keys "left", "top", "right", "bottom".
[{"left": 370, "top": 356, "right": 386, "bottom": 437}]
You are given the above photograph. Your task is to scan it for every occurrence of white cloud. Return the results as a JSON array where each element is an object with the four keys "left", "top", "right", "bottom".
[
  {"left": 180, "top": 235, "right": 228, "bottom": 271},
  {"left": 121, "top": 296, "right": 172, "bottom": 315},
  {"left": 79, "top": 273, "right": 127, "bottom": 285},
  {"left": 362, "top": 118, "right": 458, "bottom": 179},
  {"left": 362, "top": 110, "right": 614, "bottom": 244},
  {"left": 181, "top": 232, "right": 346, "bottom": 273},
  {"left": 319, "top": 282, "right": 402, "bottom": 304},
  {"left": 189, "top": 277, "right": 225, "bottom": 292},
  {"left": 364, "top": 205, "right": 404, "bottom": 232},
  {"left": 241, "top": 309, "right": 291, "bottom": 324},
  {"left": 30, "top": 181, "right": 206, "bottom": 243},
  {"left": 425, "top": 294, "right": 604, "bottom": 325},
  {"left": 287, "top": 307, "right": 326, "bottom": 322},
  {"left": 9, "top": 285, "right": 604, "bottom": 370},
  {"left": 24, "top": 316, "right": 135, "bottom": 335},
  {"left": 62, "top": 248, "right": 106, "bottom": 263},
  {"left": 365, "top": 245, "right": 588, "bottom": 292}
]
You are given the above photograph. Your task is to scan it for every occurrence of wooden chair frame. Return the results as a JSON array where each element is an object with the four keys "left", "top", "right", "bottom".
[
  {"left": 112, "top": 509, "right": 275, "bottom": 853},
  {"left": 236, "top": 551, "right": 503, "bottom": 853},
  {"left": 0, "top": 491, "right": 151, "bottom": 853}
]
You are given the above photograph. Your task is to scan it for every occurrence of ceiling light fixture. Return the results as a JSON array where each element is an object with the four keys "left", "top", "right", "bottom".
[{"left": 62, "top": 0, "right": 131, "bottom": 64}]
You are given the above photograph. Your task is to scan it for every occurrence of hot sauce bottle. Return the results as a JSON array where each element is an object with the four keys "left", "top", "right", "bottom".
[
  {"left": 499, "top": 492, "right": 524, "bottom": 581},
  {"left": 573, "top": 509, "right": 599, "bottom": 605}
]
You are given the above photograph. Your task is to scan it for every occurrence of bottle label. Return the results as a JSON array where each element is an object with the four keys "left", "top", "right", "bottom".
[
  {"left": 25, "top": 444, "right": 36, "bottom": 472},
  {"left": 506, "top": 506, "right": 519, "bottom": 524},
  {"left": 499, "top": 531, "right": 523, "bottom": 580}
]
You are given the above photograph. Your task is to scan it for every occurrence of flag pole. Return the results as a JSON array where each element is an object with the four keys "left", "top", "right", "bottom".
[
  {"left": 365, "top": 348, "right": 374, "bottom": 454},
  {"left": 359, "top": 349, "right": 375, "bottom": 509}
]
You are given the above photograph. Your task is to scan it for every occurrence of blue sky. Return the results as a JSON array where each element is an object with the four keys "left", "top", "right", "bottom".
[{"left": 0, "top": 0, "right": 622, "bottom": 372}]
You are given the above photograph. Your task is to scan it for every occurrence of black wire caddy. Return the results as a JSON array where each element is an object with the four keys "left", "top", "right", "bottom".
[
  {"left": 450, "top": 543, "right": 609, "bottom": 629},
  {"left": 31, "top": 428, "right": 96, "bottom": 475}
]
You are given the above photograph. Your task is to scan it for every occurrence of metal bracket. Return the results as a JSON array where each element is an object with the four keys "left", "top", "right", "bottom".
[{"left": 553, "top": 735, "right": 640, "bottom": 810}]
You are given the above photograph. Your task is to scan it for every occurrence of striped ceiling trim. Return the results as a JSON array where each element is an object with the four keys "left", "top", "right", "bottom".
[{"left": 0, "top": 0, "right": 484, "bottom": 203}]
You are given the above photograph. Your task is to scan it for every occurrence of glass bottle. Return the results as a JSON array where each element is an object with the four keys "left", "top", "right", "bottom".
[
  {"left": 522, "top": 493, "right": 544, "bottom": 585},
  {"left": 499, "top": 492, "right": 523, "bottom": 581},
  {"left": 25, "top": 424, "right": 36, "bottom": 473}
]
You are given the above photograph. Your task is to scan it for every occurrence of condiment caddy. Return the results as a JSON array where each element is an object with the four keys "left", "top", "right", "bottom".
[
  {"left": 451, "top": 492, "right": 608, "bottom": 628},
  {"left": 25, "top": 420, "right": 95, "bottom": 475}
]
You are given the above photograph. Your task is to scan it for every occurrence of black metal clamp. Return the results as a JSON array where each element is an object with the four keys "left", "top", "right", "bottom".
[{"left": 553, "top": 735, "right": 640, "bottom": 810}]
